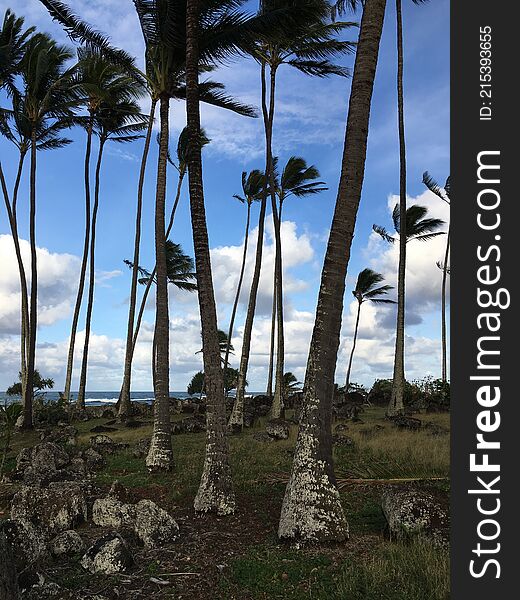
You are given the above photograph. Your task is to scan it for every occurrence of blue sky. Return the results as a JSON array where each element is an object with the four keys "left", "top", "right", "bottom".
[{"left": 0, "top": 0, "right": 449, "bottom": 392}]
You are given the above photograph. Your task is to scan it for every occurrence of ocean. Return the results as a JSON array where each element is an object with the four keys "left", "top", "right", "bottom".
[{"left": 0, "top": 389, "right": 255, "bottom": 406}]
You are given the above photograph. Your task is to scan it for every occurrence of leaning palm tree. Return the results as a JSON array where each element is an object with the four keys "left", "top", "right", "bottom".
[
  {"left": 373, "top": 203, "right": 445, "bottom": 415},
  {"left": 70, "top": 49, "right": 146, "bottom": 409},
  {"left": 16, "top": 34, "right": 77, "bottom": 429},
  {"left": 235, "top": 0, "right": 356, "bottom": 426},
  {"left": 266, "top": 156, "right": 327, "bottom": 418},
  {"left": 279, "top": 0, "right": 388, "bottom": 544},
  {"left": 76, "top": 96, "right": 149, "bottom": 408},
  {"left": 344, "top": 269, "right": 395, "bottom": 391},
  {"left": 423, "top": 171, "right": 451, "bottom": 385}
]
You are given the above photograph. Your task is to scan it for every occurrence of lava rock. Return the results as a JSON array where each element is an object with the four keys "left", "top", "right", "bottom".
[
  {"left": 133, "top": 499, "right": 179, "bottom": 548},
  {"left": 266, "top": 419, "right": 290, "bottom": 440},
  {"left": 92, "top": 496, "right": 136, "bottom": 529},
  {"left": 381, "top": 487, "right": 449, "bottom": 548},
  {"left": 10, "top": 482, "right": 88, "bottom": 537},
  {"left": 132, "top": 438, "right": 150, "bottom": 459},
  {"left": 82, "top": 447, "right": 105, "bottom": 470},
  {"left": 50, "top": 530, "right": 84, "bottom": 558},
  {"left": 80, "top": 533, "right": 133, "bottom": 574},
  {"left": 0, "top": 532, "right": 19, "bottom": 600},
  {"left": 389, "top": 416, "right": 422, "bottom": 431},
  {"left": 0, "top": 519, "right": 46, "bottom": 571}
]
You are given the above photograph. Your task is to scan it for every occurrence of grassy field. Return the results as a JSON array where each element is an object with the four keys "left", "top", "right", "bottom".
[{"left": 0, "top": 407, "right": 450, "bottom": 599}]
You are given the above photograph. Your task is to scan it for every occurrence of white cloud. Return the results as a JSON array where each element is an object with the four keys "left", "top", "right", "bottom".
[{"left": 0, "top": 235, "right": 80, "bottom": 333}]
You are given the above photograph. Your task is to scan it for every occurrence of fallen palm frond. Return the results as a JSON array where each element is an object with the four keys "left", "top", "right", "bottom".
[{"left": 262, "top": 472, "right": 449, "bottom": 489}]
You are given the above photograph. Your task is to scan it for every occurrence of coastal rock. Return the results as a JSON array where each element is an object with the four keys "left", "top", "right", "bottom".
[
  {"left": 0, "top": 519, "right": 47, "bottom": 570},
  {"left": 266, "top": 419, "right": 290, "bottom": 440},
  {"left": 172, "top": 415, "right": 206, "bottom": 435},
  {"left": 50, "top": 530, "right": 84, "bottom": 558},
  {"left": 80, "top": 533, "right": 133, "bottom": 574},
  {"left": 381, "top": 487, "right": 449, "bottom": 548},
  {"left": 133, "top": 499, "right": 179, "bottom": 548},
  {"left": 39, "top": 426, "right": 78, "bottom": 446},
  {"left": 11, "top": 482, "right": 88, "bottom": 537},
  {"left": 92, "top": 496, "right": 136, "bottom": 529},
  {"left": 0, "top": 532, "right": 19, "bottom": 600},
  {"left": 332, "top": 435, "right": 354, "bottom": 447},
  {"left": 90, "top": 434, "right": 117, "bottom": 454},
  {"left": 82, "top": 448, "right": 105, "bottom": 470},
  {"left": 23, "top": 581, "right": 81, "bottom": 599},
  {"left": 17, "top": 442, "right": 70, "bottom": 486}
]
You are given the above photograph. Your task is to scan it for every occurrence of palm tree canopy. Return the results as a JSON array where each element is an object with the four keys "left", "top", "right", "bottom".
[
  {"left": 124, "top": 240, "right": 197, "bottom": 292},
  {"left": 275, "top": 155, "right": 327, "bottom": 201},
  {"left": 353, "top": 268, "right": 395, "bottom": 304},
  {"left": 94, "top": 98, "right": 149, "bottom": 144},
  {"left": 234, "top": 169, "right": 265, "bottom": 205},
  {"left": 373, "top": 204, "right": 445, "bottom": 244},
  {"left": 256, "top": 0, "right": 357, "bottom": 78},
  {"left": 175, "top": 125, "right": 210, "bottom": 172},
  {"left": 283, "top": 371, "right": 302, "bottom": 393},
  {"left": 0, "top": 8, "right": 35, "bottom": 93},
  {"left": 18, "top": 33, "right": 78, "bottom": 129},
  {"left": 422, "top": 170, "right": 450, "bottom": 204}
]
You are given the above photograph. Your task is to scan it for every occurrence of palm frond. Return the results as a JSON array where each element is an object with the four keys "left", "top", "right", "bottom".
[{"left": 372, "top": 224, "right": 395, "bottom": 244}]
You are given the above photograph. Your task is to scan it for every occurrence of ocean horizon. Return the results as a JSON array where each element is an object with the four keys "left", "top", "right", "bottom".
[{"left": 0, "top": 390, "right": 261, "bottom": 406}]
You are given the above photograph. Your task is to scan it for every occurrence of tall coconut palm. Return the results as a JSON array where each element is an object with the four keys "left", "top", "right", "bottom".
[
  {"left": 235, "top": 0, "right": 356, "bottom": 427},
  {"left": 344, "top": 268, "right": 395, "bottom": 391},
  {"left": 1, "top": 95, "right": 72, "bottom": 402},
  {"left": 266, "top": 156, "right": 326, "bottom": 417},
  {"left": 69, "top": 50, "right": 145, "bottom": 409},
  {"left": 186, "top": 0, "right": 235, "bottom": 515},
  {"left": 76, "top": 97, "right": 149, "bottom": 408},
  {"left": 224, "top": 169, "right": 264, "bottom": 426},
  {"left": 390, "top": 0, "right": 428, "bottom": 418},
  {"left": 422, "top": 171, "right": 450, "bottom": 385},
  {"left": 16, "top": 33, "right": 77, "bottom": 429},
  {"left": 373, "top": 203, "right": 445, "bottom": 414},
  {"left": 279, "top": 0, "right": 387, "bottom": 544}
]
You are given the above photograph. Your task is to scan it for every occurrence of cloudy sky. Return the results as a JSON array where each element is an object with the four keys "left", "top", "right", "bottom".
[{"left": 0, "top": 0, "right": 449, "bottom": 393}]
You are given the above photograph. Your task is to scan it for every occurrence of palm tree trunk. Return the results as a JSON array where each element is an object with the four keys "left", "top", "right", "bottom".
[
  {"left": 120, "top": 168, "right": 185, "bottom": 406},
  {"left": 388, "top": 0, "right": 406, "bottom": 417},
  {"left": 267, "top": 201, "right": 283, "bottom": 398},
  {"left": 77, "top": 139, "right": 106, "bottom": 408},
  {"left": 279, "top": 0, "right": 387, "bottom": 543},
  {"left": 441, "top": 227, "right": 450, "bottom": 383},
  {"left": 0, "top": 155, "right": 29, "bottom": 401},
  {"left": 187, "top": 0, "right": 235, "bottom": 515},
  {"left": 63, "top": 118, "right": 94, "bottom": 404},
  {"left": 266, "top": 270, "right": 276, "bottom": 397},
  {"left": 223, "top": 203, "right": 251, "bottom": 378},
  {"left": 345, "top": 301, "right": 362, "bottom": 391},
  {"left": 146, "top": 94, "right": 173, "bottom": 471},
  {"left": 119, "top": 100, "right": 157, "bottom": 419},
  {"left": 23, "top": 132, "right": 39, "bottom": 430},
  {"left": 229, "top": 63, "right": 270, "bottom": 429}
]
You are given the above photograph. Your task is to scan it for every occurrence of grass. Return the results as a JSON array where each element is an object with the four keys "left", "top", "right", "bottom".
[{"left": 0, "top": 406, "right": 451, "bottom": 598}]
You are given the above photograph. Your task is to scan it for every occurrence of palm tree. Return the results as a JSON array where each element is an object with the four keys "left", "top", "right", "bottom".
[
  {"left": 69, "top": 50, "right": 146, "bottom": 409},
  {"left": 125, "top": 240, "right": 198, "bottom": 391},
  {"left": 0, "top": 9, "right": 35, "bottom": 93},
  {"left": 76, "top": 96, "right": 149, "bottom": 408},
  {"left": 344, "top": 269, "right": 395, "bottom": 391},
  {"left": 118, "top": 127, "right": 208, "bottom": 420},
  {"left": 390, "top": 0, "right": 428, "bottom": 419},
  {"left": 283, "top": 371, "right": 302, "bottom": 398},
  {"left": 373, "top": 203, "right": 445, "bottom": 414},
  {"left": 279, "top": 0, "right": 387, "bottom": 544},
  {"left": 16, "top": 33, "right": 77, "bottom": 429},
  {"left": 225, "top": 169, "right": 264, "bottom": 428},
  {"left": 423, "top": 172, "right": 450, "bottom": 385},
  {"left": 235, "top": 0, "right": 355, "bottom": 426},
  {"left": 186, "top": 0, "right": 234, "bottom": 515},
  {"left": 266, "top": 156, "right": 327, "bottom": 418}
]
